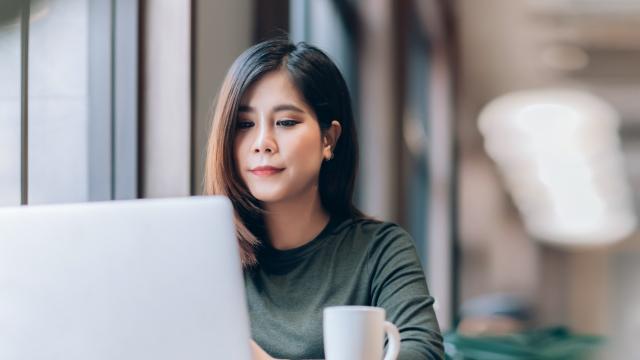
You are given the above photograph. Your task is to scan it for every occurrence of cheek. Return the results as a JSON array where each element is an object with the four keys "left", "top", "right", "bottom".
[{"left": 285, "top": 134, "right": 324, "bottom": 174}]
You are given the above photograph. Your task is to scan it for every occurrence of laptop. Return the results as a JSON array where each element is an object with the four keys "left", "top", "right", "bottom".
[{"left": 0, "top": 196, "right": 252, "bottom": 360}]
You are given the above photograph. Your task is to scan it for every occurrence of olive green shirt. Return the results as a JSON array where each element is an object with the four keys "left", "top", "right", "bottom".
[{"left": 244, "top": 217, "right": 444, "bottom": 359}]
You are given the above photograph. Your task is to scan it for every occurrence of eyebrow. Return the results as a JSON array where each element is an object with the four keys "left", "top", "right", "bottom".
[{"left": 238, "top": 104, "right": 306, "bottom": 114}]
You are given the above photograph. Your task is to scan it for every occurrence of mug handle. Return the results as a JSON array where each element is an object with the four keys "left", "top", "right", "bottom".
[{"left": 382, "top": 321, "right": 401, "bottom": 360}]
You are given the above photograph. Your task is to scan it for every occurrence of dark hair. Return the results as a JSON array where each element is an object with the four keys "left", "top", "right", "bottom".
[{"left": 204, "top": 37, "right": 364, "bottom": 267}]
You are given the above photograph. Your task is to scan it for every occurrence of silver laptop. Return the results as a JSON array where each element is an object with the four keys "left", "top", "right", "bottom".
[{"left": 0, "top": 196, "right": 251, "bottom": 360}]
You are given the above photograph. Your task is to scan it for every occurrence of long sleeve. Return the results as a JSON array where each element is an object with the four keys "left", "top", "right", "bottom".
[
  {"left": 367, "top": 223, "right": 444, "bottom": 360},
  {"left": 245, "top": 218, "right": 443, "bottom": 360}
]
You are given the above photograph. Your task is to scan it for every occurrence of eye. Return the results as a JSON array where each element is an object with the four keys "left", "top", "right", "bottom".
[
  {"left": 276, "top": 119, "right": 299, "bottom": 127},
  {"left": 236, "top": 120, "right": 254, "bottom": 129}
]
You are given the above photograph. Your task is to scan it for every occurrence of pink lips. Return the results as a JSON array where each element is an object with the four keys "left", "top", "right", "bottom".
[{"left": 249, "top": 166, "right": 285, "bottom": 176}]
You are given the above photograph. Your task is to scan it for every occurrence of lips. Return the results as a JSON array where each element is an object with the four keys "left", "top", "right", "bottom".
[{"left": 249, "top": 166, "right": 285, "bottom": 176}]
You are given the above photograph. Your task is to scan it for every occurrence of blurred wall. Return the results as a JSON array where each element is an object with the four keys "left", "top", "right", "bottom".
[
  {"left": 192, "top": 0, "right": 253, "bottom": 194},
  {"left": 455, "top": 1, "right": 640, "bottom": 357},
  {"left": 143, "top": 0, "right": 192, "bottom": 198},
  {"left": 455, "top": 0, "right": 548, "bottom": 324}
]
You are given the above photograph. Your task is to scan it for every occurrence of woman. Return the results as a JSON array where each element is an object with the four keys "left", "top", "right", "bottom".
[{"left": 204, "top": 38, "right": 443, "bottom": 360}]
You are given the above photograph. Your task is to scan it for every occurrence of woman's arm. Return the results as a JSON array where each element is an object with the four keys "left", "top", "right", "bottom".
[
  {"left": 251, "top": 340, "right": 274, "bottom": 360},
  {"left": 367, "top": 224, "right": 445, "bottom": 360},
  {"left": 251, "top": 340, "right": 287, "bottom": 360}
]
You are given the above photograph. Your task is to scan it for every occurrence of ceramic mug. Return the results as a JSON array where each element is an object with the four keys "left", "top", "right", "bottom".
[{"left": 323, "top": 306, "right": 400, "bottom": 360}]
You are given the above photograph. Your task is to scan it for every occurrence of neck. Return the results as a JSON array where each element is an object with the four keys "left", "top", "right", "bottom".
[{"left": 264, "top": 187, "right": 330, "bottom": 250}]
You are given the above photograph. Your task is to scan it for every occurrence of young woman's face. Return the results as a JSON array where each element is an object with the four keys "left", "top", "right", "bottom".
[{"left": 233, "top": 70, "right": 331, "bottom": 204}]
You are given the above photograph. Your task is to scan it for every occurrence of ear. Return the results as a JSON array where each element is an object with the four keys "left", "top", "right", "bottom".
[{"left": 323, "top": 120, "right": 342, "bottom": 160}]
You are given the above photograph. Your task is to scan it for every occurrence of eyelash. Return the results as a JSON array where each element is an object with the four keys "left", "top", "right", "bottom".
[
  {"left": 237, "top": 121, "right": 254, "bottom": 129},
  {"left": 277, "top": 119, "right": 299, "bottom": 127},
  {"left": 236, "top": 119, "right": 299, "bottom": 129}
]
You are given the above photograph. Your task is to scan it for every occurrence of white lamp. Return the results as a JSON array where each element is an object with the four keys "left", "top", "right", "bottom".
[{"left": 478, "top": 89, "right": 636, "bottom": 247}]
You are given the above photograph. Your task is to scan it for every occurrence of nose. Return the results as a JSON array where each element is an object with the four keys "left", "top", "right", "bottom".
[{"left": 252, "top": 119, "right": 277, "bottom": 154}]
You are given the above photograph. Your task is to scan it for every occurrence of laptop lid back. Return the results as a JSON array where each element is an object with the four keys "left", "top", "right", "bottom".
[{"left": 0, "top": 196, "right": 251, "bottom": 360}]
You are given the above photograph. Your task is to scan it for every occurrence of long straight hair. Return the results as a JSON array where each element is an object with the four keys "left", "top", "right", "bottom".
[{"left": 203, "top": 38, "right": 364, "bottom": 267}]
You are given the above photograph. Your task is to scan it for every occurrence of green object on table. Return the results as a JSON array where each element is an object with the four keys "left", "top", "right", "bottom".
[{"left": 444, "top": 327, "right": 603, "bottom": 360}]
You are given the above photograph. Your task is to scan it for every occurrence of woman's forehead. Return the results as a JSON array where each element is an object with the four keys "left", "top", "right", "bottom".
[{"left": 240, "top": 70, "right": 308, "bottom": 110}]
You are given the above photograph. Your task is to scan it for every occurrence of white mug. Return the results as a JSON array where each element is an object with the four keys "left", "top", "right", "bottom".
[{"left": 323, "top": 306, "right": 401, "bottom": 360}]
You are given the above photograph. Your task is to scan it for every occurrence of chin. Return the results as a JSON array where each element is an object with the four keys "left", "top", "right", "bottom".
[{"left": 250, "top": 188, "right": 288, "bottom": 203}]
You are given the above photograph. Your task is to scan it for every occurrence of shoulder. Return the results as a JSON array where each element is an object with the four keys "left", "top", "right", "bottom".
[{"left": 333, "top": 217, "right": 417, "bottom": 256}]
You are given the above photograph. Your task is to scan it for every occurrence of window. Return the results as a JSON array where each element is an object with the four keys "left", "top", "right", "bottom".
[
  {"left": 0, "top": 7, "right": 22, "bottom": 206},
  {"left": 0, "top": 0, "right": 139, "bottom": 206}
]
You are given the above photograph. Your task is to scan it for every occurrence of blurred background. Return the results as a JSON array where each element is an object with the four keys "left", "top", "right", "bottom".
[{"left": 1, "top": 0, "right": 639, "bottom": 358}]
